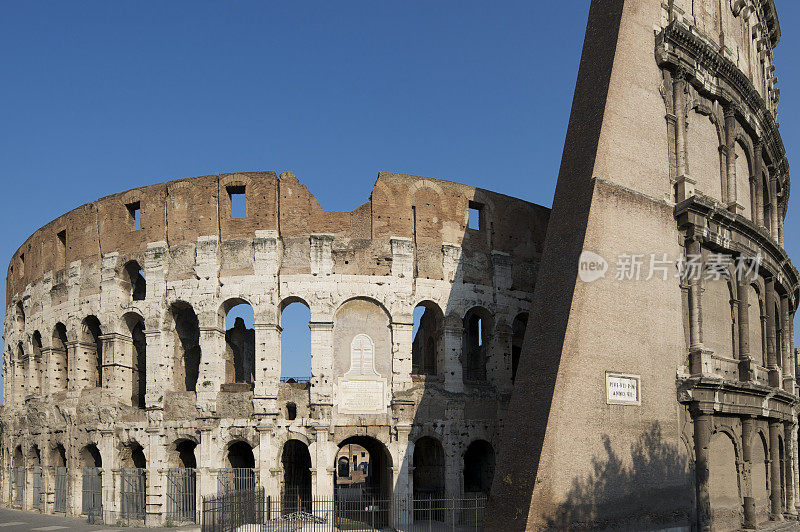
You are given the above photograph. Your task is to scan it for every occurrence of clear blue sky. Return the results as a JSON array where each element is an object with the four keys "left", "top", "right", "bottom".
[{"left": 1, "top": 1, "right": 798, "bottom": 397}]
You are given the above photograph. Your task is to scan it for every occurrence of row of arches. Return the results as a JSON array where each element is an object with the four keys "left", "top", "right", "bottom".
[{"left": 8, "top": 295, "right": 531, "bottom": 404}]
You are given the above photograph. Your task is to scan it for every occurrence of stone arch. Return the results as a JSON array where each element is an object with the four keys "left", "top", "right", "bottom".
[
  {"left": 119, "top": 440, "right": 147, "bottom": 469},
  {"left": 167, "top": 301, "right": 201, "bottom": 392},
  {"left": 220, "top": 298, "right": 255, "bottom": 386},
  {"left": 687, "top": 106, "right": 724, "bottom": 203},
  {"left": 80, "top": 316, "right": 103, "bottom": 389},
  {"left": 81, "top": 443, "right": 102, "bottom": 468},
  {"left": 51, "top": 322, "right": 69, "bottom": 391},
  {"left": 463, "top": 439, "right": 495, "bottom": 494},
  {"left": 413, "top": 436, "right": 445, "bottom": 498},
  {"left": 279, "top": 297, "right": 311, "bottom": 381},
  {"left": 15, "top": 300, "right": 25, "bottom": 333},
  {"left": 752, "top": 429, "right": 770, "bottom": 520},
  {"left": 31, "top": 330, "right": 42, "bottom": 395},
  {"left": 735, "top": 139, "right": 753, "bottom": 219},
  {"left": 335, "top": 435, "right": 394, "bottom": 505},
  {"left": 226, "top": 440, "right": 255, "bottom": 469},
  {"left": 412, "top": 301, "right": 443, "bottom": 376},
  {"left": 747, "top": 283, "right": 766, "bottom": 366},
  {"left": 122, "top": 312, "right": 147, "bottom": 408},
  {"left": 16, "top": 342, "right": 25, "bottom": 400},
  {"left": 122, "top": 260, "right": 146, "bottom": 301},
  {"left": 511, "top": 312, "right": 529, "bottom": 383},
  {"left": 462, "top": 307, "right": 493, "bottom": 382},
  {"left": 281, "top": 439, "right": 312, "bottom": 509},
  {"left": 168, "top": 438, "right": 198, "bottom": 469},
  {"left": 708, "top": 430, "right": 741, "bottom": 527},
  {"left": 50, "top": 442, "right": 67, "bottom": 468},
  {"left": 701, "top": 266, "right": 736, "bottom": 359}
]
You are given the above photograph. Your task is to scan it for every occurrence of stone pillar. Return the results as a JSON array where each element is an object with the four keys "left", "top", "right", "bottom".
[
  {"left": 144, "top": 329, "right": 164, "bottom": 411},
  {"left": 66, "top": 340, "right": 80, "bottom": 392},
  {"left": 673, "top": 68, "right": 696, "bottom": 202},
  {"left": 100, "top": 333, "right": 129, "bottom": 403},
  {"left": 769, "top": 421, "right": 784, "bottom": 520},
  {"left": 197, "top": 323, "right": 225, "bottom": 409},
  {"left": 197, "top": 427, "right": 217, "bottom": 502},
  {"left": 256, "top": 425, "right": 277, "bottom": 499},
  {"left": 309, "top": 322, "right": 334, "bottom": 409},
  {"left": 693, "top": 413, "right": 711, "bottom": 531},
  {"left": 311, "top": 428, "right": 334, "bottom": 501},
  {"left": 99, "top": 430, "right": 115, "bottom": 523},
  {"left": 491, "top": 321, "right": 513, "bottom": 393},
  {"left": 724, "top": 106, "right": 739, "bottom": 213},
  {"left": 392, "top": 427, "right": 413, "bottom": 528},
  {"left": 781, "top": 297, "right": 793, "bottom": 392},
  {"left": 443, "top": 316, "right": 464, "bottom": 393},
  {"left": 765, "top": 278, "right": 780, "bottom": 387},
  {"left": 391, "top": 321, "right": 414, "bottom": 394},
  {"left": 769, "top": 177, "right": 779, "bottom": 238},
  {"left": 742, "top": 417, "right": 757, "bottom": 528},
  {"left": 738, "top": 276, "right": 754, "bottom": 382},
  {"left": 687, "top": 239, "right": 710, "bottom": 375},
  {"left": 784, "top": 423, "right": 797, "bottom": 516},
  {"left": 754, "top": 141, "right": 765, "bottom": 227},
  {"left": 146, "top": 428, "right": 165, "bottom": 526},
  {"left": 253, "top": 321, "right": 280, "bottom": 415}
]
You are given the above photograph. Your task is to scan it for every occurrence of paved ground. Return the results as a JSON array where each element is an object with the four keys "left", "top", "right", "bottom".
[{"left": 0, "top": 507, "right": 200, "bottom": 532}]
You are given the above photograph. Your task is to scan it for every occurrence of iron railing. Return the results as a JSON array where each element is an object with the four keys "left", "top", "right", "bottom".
[
  {"left": 217, "top": 468, "right": 255, "bottom": 494},
  {"left": 166, "top": 467, "right": 197, "bottom": 523},
  {"left": 32, "top": 466, "right": 42, "bottom": 510},
  {"left": 201, "top": 489, "right": 487, "bottom": 532},
  {"left": 54, "top": 466, "right": 68, "bottom": 513},
  {"left": 81, "top": 467, "right": 102, "bottom": 517},
  {"left": 120, "top": 467, "right": 147, "bottom": 520},
  {"left": 14, "top": 467, "right": 24, "bottom": 507},
  {"left": 280, "top": 376, "right": 311, "bottom": 383}
]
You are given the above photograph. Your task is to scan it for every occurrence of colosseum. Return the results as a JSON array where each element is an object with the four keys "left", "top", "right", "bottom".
[
  {"left": 2, "top": 0, "right": 799, "bottom": 531},
  {"left": 0, "top": 169, "right": 548, "bottom": 526}
]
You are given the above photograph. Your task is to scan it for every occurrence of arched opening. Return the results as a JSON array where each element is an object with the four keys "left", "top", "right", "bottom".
[
  {"left": 281, "top": 440, "right": 312, "bottom": 513},
  {"left": 81, "top": 444, "right": 103, "bottom": 516},
  {"left": 286, "top": 402, "right": 297, "bottom": 420},
  {"left": 15, "top": 301, "right": 25, "bottom": 333},
  {"left": 120, "top": 442, "right": 147, "bottom": 520},
  {"left": 31, "top": 331, "right": 43, "bottom": 395},
  {"left": 412, "top": 302, "right": 442, "bottom": 376},
  {"left": 335, "top": 436, "right": 393, "bottom": 526},
  {"left": 735, "top": 140, "right": 752, "bottom": 220},
  {"left": 166, "top": 439, "right": 197, "bottom": 523},
  {"left": 763, "top": 174, "right": 771, "bottom": 233},
  {"left": 52, "top": 323, "right": 69, "bottom": 391},
  {"left": 413, "top": 437, "right": 445, "bottom": 501},
  {"left": 80, "top": 316, "right": 103, "bottom": 389},
  {"left": 747, "top": 284, "right": 765, "bottom": 366},
  {"left": 511, "top": 313, "right": 528, "bottom": 383},
  {"left": 702, "top": 274, "right": 735, "bottom": 359},
  {"left": 779, "top": 436, "right": 786, "bottom": 512},
  {"left": 463, "top": 308, "right": 492, "bottom": 382},
  {"left": 687, "top": 110, "right": 723, "bottom": 203},
  {"left": 51, "top": 441, "right": 68, "bottom": 513},
  {"left": 124, "top": 313, "right": 147, "bottom": 409},
  {"left": 708, "top": 432, "right": 740, "bottom": 528},
  {"left": 169, "top": 302, "right": 201, "bottom": 392},
  {"left": 280, "top": 299, "right": 311, "bottom": 381},
  {"left": 30, "top": 445, "right": 42, "bottom": 509},
  {"left": 123, "top": 261, "right": 146, "bottom": 301},
  {"left": 220, "top": 441, "right": 256, "bottom": 492},
  {"left": 337, "top": 456, "right": 350, "bottom": 478},
  {"left": 16, "top": 342, "right": 26, "bottom": 400},
  {"left": 13, "top": 445, "right": 24, "bottom": 508},
  {"left": 222, "top": 299, "right": 255, "bottom": 387},
  {"left": 463, "top": 440, "right": 495, "bottom": 495},
  {"left": 774, "top": 301, "right": 783, "bottom": 368}
]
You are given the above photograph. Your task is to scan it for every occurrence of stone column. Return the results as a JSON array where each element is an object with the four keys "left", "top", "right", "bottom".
[
  {"left": 693, "top": 413, "right": 711, "bottom": 531},
  {"left": 673, "top": 68, "right": 696, "bottom": 202},
  {"left": 769, "top": 177, "right": 779, "bottom": 238},
  {"left": 311, "top": 428, "right": 334, "bottom": 501},
  {"left": 491, "top": 321, "right": 513, "bottom": 393},
  {"left": 66, "top": 340, "right": 80, "bottom": 392},
  {"left": 146, "top": 428, "right": 165, "bottom": 526},
  {"left": 738, "top": 276, "right": 754, "bottom": 382},
  {"left": 687, "top": 239, "right": 710, "bottom": 375},
  {"left": 781, "top": 297, "right": 793, "bottom": 392},
  {"left": 765, "top": 278, "right": 780, "bottom": 387},
  {"left": 100, "top": 333, "right": 129, "bottom": 403},
  {"left": 392, "top": 427, "right": 413, "bottom": 527},
  {"left": 144, "top": 329, "right": 164, "bottom": 411},
  {"left": 724, "top": 106, "right": 739, "bottom": 212},
  {"left": 784, "top": 423, "right": 797, "bottom": 516},
  {"left": 253, "top": 321, "right": 280, "bottom": 415},
  {"left": 742, "top": 417, "right": 757, "bottom": 528},
  {"left": 443, "top": 316, "right": 464, "bottom": 393},
  {"left": 754, "top": 141, "right": 764, "bottom": 227},
  {"left": 197, "top": 427, "right": 217, "bottom": 502},
  {"left": 256, "top": 425, "right": 277, "bottom": 499},
  {"left": 391, "top": 321, "right": 414, "bottom": 394},
  {"left": 309, "top": 322, "right": 334, "bottom": 410},
  {"left": 769, "top": 421, "right": 784, "bottom": 520},
  {"left": 99, "top": 430, "right": 115, "bottom": 523},
  {"left": 197, "top": 323, "right": 225, "bottom": 408}
]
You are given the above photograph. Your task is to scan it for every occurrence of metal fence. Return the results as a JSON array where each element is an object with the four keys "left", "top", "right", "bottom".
[
  {"left": 202, "top": 486, "right": 265, "bottom": 532},
  {"left": 14, "top": 467, "right": 24, "bottom": 507},
  {"left": 32, "top": 466, "right": 42, "bottom": 510},
  {"left": 82, "top": 467, "right": 102, "bottom": 517},
  {"left": 54, "top": 466, "right": 68, "bottom": 513},
  {"left": 121, "top": 467, "right": 147, "bottom": 520},
  {"left": 166, "top": 467, "right": 197, "bottom": 523},
  {"left": 217, "top": 468, "right": 255, "bottom": 493},
  {"left": 201, "top": 489, "right": 487, "bottom": 532}
]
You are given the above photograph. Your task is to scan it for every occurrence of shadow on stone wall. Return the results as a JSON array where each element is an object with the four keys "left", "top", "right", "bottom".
[{"left": 544, "top": 422, "right": 693, "bottom": 530}]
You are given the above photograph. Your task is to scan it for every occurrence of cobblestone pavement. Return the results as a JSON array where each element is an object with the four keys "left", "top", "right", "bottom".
[{"left": 0, "top": 507, "right": 200, "bottom": 532}]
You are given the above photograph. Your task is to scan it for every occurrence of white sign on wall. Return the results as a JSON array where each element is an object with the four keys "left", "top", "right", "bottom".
[{"left": 605, "top": 372, "right": 641, "bottom": 405}]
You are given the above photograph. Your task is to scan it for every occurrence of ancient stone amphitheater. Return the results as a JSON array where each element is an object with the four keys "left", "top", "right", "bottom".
[{"left": 1, "top": 170, "right": 548, "bottom": 525}]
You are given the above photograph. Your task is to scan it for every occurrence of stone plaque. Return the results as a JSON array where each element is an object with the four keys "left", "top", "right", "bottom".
[
  {"left": 338, "top": 377, "right": 387, "bottom": 414},
  {"left": 605, "top": 372, "right": 641, "bottom": 405}
]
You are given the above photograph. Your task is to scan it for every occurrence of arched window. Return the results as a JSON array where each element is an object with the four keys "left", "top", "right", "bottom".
[
  {"left": 81, "top": 316, "right": 103, "bottom": 389},
  {"left": 463, "top": 308, "right": 492, "bottom": 382},
  {"left": 52, "top": 323, "right": 69, "bottom": 391},
  {"left": 511, "top": 313, "right": 528, "bottom": 383},
  {"left": 280, "top": 299, "right": 311, "bottom": 381},
  {"left": 170, "top": 302, "right": 201, "bottom": 392},
  {"left": 413, "top": 437, "right": 445, "bottom": 498},
  {"left": 15, "top": 301, "right": 25, "bottom": 333},
  {"left": 774, "top": 301, "right": 783, "bottom": 368},
  {"left": 347, "top": 334, "right": 378, "bottom": 377},
  {"left": 124, "top": 313, "right": 146, "bottom": 408},
  {"left": 464, "top": 440, "right": 495, "bottom": 494},
  {"left": 31, "top": 331, "right": 43, "bottom": 395},
  {"left": 175, "top": 440, "right": 197, "bottom": 469},
  {"left": 123, "top": 261, "right": 146, "bottom": 301},
  {"left": 16, "top": 342, "right": 26, "bottom": 400},
  {"left": 412, "top": 302, "right": 442, "bottom": 375},
  {"left": 281, "top": 440, "right": 312, "bottom": 512},
  {"left": 286, "top": 402, "right": 297, "bottom": 420},
  {"left": 222, "top": 300, "right": 255, "bottom": 386}
]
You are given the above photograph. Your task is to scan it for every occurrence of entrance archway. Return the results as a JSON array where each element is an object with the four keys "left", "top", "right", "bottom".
[
  {"left": 335, "top": 436, "right": 393, "bottom": 525},
  {"left": 281, "top": 440, "right": 312, "bottom": 513}
]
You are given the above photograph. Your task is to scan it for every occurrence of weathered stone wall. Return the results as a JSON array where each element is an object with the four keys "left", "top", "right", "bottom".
[{"left": 1, "top": 170, "right": 548, "bottom": 525}]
